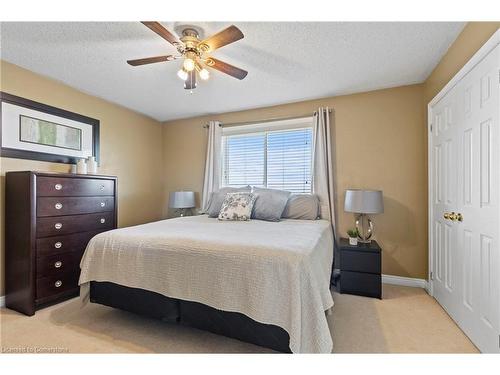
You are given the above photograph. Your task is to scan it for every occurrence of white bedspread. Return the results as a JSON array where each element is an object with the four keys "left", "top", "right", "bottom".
[{"left": 79, "top": 215, "right": 334, "bottom": 353}]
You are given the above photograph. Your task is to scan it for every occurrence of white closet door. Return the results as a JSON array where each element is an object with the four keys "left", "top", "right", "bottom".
[
  {"left": 432, "top": 87, "right": 460, "bottom": 318},
  {"left": 455, "top": 45, "right": 500, "bottom": 353},
  {"left": 431, "top": 42, "right": 500, "bottom": 353}
]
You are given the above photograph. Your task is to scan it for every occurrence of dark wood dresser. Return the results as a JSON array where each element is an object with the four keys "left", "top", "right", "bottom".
[
  {"left": 337, "top": 238, "right": 382, "bottom": 299},
  {"left": 5, "top": 171, "right": 117, "bottom": 315}
]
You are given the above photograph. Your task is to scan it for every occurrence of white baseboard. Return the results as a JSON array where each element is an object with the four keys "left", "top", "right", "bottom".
[
  {"left": 382, "top": 274, "right": 428, "bottom": 290},
  {"left": 0, "top": 295, "right": 5, "bottom": 308}
]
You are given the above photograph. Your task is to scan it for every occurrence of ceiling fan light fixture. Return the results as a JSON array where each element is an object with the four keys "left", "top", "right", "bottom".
[
  {"left": 183, "top": 55, "right": 196, "bottom": 72},
  {"left": 183, "top": 58, "right": 195, "bottom": 72},
  {"left": 199, "top": 68, "right": 210, "bottom": 80},
  {"left": 130, "top": 23, "right": 247, "bottom": 90},
  {"left": 177, "top": 68, "right": 188, "bottom": 81},
  {"left": 195, "top": 61, "right": 210, "bottom": 81}
]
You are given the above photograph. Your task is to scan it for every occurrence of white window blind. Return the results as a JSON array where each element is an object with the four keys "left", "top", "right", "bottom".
[{"left": 222, "top": 120, "right": 313, "bottom": 193}]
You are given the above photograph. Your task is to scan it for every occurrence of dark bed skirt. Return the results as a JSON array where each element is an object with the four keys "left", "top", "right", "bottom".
[{"left": 89, "top": 281, "right": 292, "bottom": 353}]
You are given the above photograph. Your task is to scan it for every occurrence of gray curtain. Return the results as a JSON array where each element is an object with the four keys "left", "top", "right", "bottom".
[
  {"left": 201, "top": 121, "right": 222, "bottom": 211},
  {"left": 312, "top": 107, "right": 337, "bottom": 234}
]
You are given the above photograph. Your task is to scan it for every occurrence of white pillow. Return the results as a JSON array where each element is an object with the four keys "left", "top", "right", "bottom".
[{"left": 218, "top": 192, "right": 256, "bottom": 221}]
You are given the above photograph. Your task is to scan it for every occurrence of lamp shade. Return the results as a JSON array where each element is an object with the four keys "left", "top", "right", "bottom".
[
  {"left": 344, "top": 189, "right": 384, "bottom": 214},
  {"left": 169, "top": 191, "right": 195, "bottom": 209}
]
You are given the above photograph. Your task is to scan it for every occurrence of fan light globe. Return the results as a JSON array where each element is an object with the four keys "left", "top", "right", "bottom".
[
  {"left": 199, "top": 68, "right": 210, "bottom": 80},
  {"left": 183, "top": 58, "right": 195, "bottom": 72},
  {"left": 177, "top": 69, "right": 188, "bottom": 81}
]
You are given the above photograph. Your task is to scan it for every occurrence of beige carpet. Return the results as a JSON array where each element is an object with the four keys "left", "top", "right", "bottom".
[{"left": 0, "top": 285, "right": 478, "bottom": 353}]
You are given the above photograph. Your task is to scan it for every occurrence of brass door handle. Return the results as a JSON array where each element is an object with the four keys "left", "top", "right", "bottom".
[{"left": 443, "top": 211, "right": 463, "bottom": 222}]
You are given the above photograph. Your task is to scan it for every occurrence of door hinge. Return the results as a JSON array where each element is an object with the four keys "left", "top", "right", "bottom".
[
  {"left": 430, "top": 124, "right": 433, "bottom": 132},
  {"left": 430, "top": 271, "right": 434, "bottom": 281}
]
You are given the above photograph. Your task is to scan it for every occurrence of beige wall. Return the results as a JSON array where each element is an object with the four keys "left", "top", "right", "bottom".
[
  {"left": 162, "top": 22, "right": 500, "bottom": 280},
  {"left": 163, "top": 85, "right": 428, "bottom": 278},
  {"left": 2, "top": 22, "right": 498, "bottom": 295},
  {"left": 425, "top": 22, "right": 500, "bottom": 103},
  {"left": 0, "top": 61, "right": 164, "bottom": 296}
]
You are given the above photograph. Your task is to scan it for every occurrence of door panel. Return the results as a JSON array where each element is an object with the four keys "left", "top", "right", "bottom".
[
  {"left": 462, "top": 229, "right": 473, "bottom": 311},
  {"left": 432, "top": 43, "right": 499, "bottom": 353},
  {"left": 432, "top": 89, "right": 459, "bottom": 317}
]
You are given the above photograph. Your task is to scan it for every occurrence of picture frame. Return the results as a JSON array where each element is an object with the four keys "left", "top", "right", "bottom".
[{"left": 0, "top": 92, "right": 100, "bottom": 164}]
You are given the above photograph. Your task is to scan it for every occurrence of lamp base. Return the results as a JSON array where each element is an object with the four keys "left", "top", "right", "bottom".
[
  {"left": 355, "top": 214, "right": 374, "bottom": 243},
  {"left": 174, "top": 208, "right": 193, "bottom": 217}
]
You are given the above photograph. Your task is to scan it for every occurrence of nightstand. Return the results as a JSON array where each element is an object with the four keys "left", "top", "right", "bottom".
[{"left": 337, "top": 238, "right": 382, "bottom": 299}]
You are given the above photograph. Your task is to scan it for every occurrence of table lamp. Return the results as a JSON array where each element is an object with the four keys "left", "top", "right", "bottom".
[
  {"left": 344, "top": 189, "right": 384, "bottom": 243},
  {"left": 169, "top": 191, "right": 195, "bottom": 217}
]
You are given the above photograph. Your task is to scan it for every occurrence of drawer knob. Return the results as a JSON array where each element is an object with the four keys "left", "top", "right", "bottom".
[
  {"left": 54, "top": 242, "right": 62, "bottom": 249},
  {"left": 54, "top": 223, "right": 63, "bottom": 230},
  {"left": 100, "top": 218, "right": 106, "bottom": 224},
  {"left": 54, "top": 280, "right": 62, "bottom": 288},
  {"left": 100, "top": 202, "right": 106, "bottom": 207},
  {"left": 55, "top": 202, "right": 63, "bottom": 210},
  {"left": 55, "top": 183, "right": 62, "bottom": 191},
  {"left": 54, "top": 261, "right": 62, "bottom": 268},
  {"left": 100, "top": 184, "right": 105, "bottom": 191}
]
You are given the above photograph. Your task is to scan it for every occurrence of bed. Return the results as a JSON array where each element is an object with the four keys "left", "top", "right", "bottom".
[{"left": 79, "top": 215, "right": 334, "bottom": 353}]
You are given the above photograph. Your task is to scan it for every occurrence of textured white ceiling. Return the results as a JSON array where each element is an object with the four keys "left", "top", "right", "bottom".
[{"left": 0, "top": 22, "right": 464, "bottom": 121}]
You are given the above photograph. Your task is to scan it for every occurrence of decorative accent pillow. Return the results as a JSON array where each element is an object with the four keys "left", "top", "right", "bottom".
[
  {"left": 206, "top": 186, "right": 251, "bottom": 217},
  {"left": 251, "top": 187, "right": 291, "bottom": 222},
  {"left": 218, "top": 192, "right": 256, "bottom": 221},
  {"left": 281, "top": 194, "right": 320, "bottom": 220}
]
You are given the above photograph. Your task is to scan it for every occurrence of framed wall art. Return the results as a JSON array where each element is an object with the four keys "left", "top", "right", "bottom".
[{"left": 0, "top": 92, "right": 99, "bottom": 164}]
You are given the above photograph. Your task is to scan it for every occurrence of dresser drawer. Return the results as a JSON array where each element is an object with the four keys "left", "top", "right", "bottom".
[
  {"left": 340, "top": 250, "right": 381, "bottom": 274},
  {"left": 37, "top": 176, "right": 114, "bottom": 197},
  {"left": 36, "top": 272, "right": 80, "bottom": 301},
  {"left": 37, "top": 196, "right": 114, "bottom": 217},
  {"left": 340, "top": 270, "right": 381, "bottom": 299},
  {"left": 37, "top": 212, "right": 114, "bottom": 238},
  {"left": 37, "top": 252, "right": 82, "bottom": 278},
  {"left": 36, "top": 230, "right": 103, "bottom": 257}
]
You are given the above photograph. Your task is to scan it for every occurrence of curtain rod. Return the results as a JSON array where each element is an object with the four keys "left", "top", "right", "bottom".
[{"left": 202, "top": 109, "right": 332, "bottom": 129}]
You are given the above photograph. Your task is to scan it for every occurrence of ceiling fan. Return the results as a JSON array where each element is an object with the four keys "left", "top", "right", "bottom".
[{"left": 127, "top": 22, "right": 248, "bottom": 91}]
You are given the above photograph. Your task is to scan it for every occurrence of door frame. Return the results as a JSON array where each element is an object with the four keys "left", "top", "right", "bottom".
[{"left": 427, "top": 28, "right": 500, "bottom": 297}]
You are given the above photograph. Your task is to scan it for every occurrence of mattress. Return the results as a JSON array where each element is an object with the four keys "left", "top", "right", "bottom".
[{"left": 79, "top": 215, "right": 334, "bottom": 353}]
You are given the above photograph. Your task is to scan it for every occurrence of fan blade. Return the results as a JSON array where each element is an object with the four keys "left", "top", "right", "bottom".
[
  {"left": 206, "top": 57, "right": 248, "bottom": 80},
  {"left": 199, "top": 25, "right": 243, "bottom": 52},
  {"left": 141, "top": 21, "right": 180, "bottom": 47},
  {"left": 127, "top": 55, "right": 175, "bottom": 66}
]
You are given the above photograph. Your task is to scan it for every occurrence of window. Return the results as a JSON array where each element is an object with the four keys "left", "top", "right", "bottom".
[{"left": 221, "top": 118, "right": 313, "bottom": 193}]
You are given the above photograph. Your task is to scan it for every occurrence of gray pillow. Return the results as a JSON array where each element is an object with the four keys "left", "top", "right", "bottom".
[
  {"left": 282, "top": 194, "right": 320, "bottom": 220},
  {"left": 251, "top": 187, "right": 291, "bottom": 222},
  {"left": 206, "top": 186, "right": 251, "bottom": 217}
]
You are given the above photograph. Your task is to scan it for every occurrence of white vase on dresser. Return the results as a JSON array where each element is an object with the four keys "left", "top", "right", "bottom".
[
  {"left": 76, "top": 158, "right": 87, "bottom": 174},
  {"left": 87, "top": 156, "right": 98, "bottom": 174}
]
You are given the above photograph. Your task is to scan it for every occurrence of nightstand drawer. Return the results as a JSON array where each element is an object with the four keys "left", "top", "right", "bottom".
[
  {"left": 340, "top": 271, "right": 381, "bottom": 299},
  {"left": 340, "top": 250, "right": 381, "bottom": 274}
]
